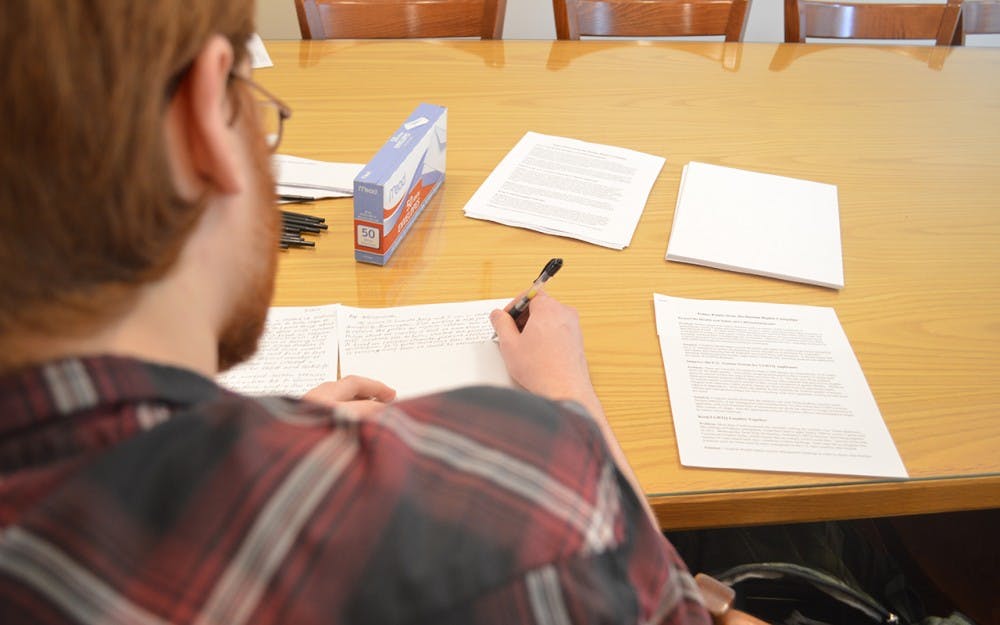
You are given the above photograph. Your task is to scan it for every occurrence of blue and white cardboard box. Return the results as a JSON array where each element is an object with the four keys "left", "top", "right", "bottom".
[{"left": 353, "top": 103, "right": 447, "bottom": 265}]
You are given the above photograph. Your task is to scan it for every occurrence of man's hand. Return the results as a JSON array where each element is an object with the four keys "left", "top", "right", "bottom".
[
  {"left": 696, "top": 573, "right": 770, "bottom": 625},
  {"left": 489, "top": 292, "right": 600, "bottom": 415},
  {"left": 303, "top": 375, "right": 396, "bottom": 418},
  {"left": 717, "top": 610, "right": 770, "bottom": 625}
]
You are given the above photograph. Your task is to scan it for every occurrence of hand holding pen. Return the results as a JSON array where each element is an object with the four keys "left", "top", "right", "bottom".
[
  {"left": 489, "top": 259, "right": 602, "bottom": 417},
  {"left": 489, "top": 261, "right": 664, "bottom": 532},
  {"left": 507, "top": 258, "right": 563, "bottom": 330}
]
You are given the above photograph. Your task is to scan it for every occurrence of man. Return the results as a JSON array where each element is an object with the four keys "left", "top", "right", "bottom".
[{"left": 0, "top": 2, "right": 757, "bottom": 623}]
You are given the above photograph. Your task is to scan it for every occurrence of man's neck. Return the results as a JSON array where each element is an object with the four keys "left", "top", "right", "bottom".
[{"left": 0, "top": 283, "right": 221, "bottom": 377}]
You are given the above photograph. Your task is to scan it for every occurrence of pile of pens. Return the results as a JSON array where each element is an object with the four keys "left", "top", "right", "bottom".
[{"left": 280, "top": 210, "right": 327, "bottom": 249}]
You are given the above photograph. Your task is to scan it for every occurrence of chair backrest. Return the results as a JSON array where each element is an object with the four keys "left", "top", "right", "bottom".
[
  {"left": 963, "top": 0, "right": 1000, "bottom": 34},
  {"left": 294, "top": 0, "right": 507, "bottom": 39},
  {"left": 552, "top": 0, "right": 752, "bottom": 41},
  {"left": 784, "top": 0, "right": 964, "bottom": 45}
]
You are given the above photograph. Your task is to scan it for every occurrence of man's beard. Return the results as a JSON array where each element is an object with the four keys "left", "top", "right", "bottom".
[{"left": 215, "top": 129, "right": 280, "bottom": 373}]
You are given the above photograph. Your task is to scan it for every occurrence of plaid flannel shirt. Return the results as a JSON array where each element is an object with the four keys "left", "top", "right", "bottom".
[{"left": 0, "top": 356, "right": 709, "bottom": 624}]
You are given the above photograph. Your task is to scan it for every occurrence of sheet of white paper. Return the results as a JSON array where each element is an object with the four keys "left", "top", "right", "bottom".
[
  {"left": 463, "top": 132, "right": 665, "bottom": 250},
  {"left": 666, "top": 162, "right": 844, "bottom": 289},
  {"left": 338, "top": 299, "right": 514, "bottom": 399},
  {"left": 273, "top": 155, "right": 364, "bottom": 195},
  {"left": 217, "top": 305, "right": 338, "bottom": 397},
  {"left": 275, "top": 184, "right": 350, "bottom": 201},
  {"left": 654, "top": 294, "right": 907, "bottom": 478},
  {"left": 247, "top": 34, "right": 273, "bottom": 69}
]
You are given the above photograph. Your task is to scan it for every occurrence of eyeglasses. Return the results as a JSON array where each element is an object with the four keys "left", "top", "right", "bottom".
[{"left": 229, "top": 73, "right": 292, "bottom": 153}]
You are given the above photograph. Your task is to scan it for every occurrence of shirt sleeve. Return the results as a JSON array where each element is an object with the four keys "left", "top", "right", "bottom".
[{"left": 509, "top": 471, "right": 711, "bottom": 625}]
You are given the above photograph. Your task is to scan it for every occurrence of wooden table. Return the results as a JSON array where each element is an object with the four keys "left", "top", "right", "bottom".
[{"left": 258, "top": 40, "right": 1000, "bottom": 530}]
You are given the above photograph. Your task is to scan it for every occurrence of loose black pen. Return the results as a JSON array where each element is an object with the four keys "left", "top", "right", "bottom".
[
  {"left": 508, "top": 258, "right": 563, "bottom": 322},
  {"left": 281, "top": 235, "right": 315, "bottom": 247},
  {"left": 281, "top": 209, "right": 326, "bottom": 222},
  {"left": 282, "top": 215, "right": 328, "bottom": 230},
  {"left": 282, "top": 222, "right": 323, "bottom": 234}
]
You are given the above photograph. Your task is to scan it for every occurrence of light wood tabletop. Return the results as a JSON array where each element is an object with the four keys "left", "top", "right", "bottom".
[{"left": 258, "top": 40, "right": 1000, "bottom": 530}]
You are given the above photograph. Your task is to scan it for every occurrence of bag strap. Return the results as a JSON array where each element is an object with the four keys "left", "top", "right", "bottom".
[{"left": 715, "top": 562, "right": 899, "bottom": 624}]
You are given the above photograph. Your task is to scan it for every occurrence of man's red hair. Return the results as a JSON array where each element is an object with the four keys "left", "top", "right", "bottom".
[{"left": 0, "top": 1, "right": 255, "bottom": 345}]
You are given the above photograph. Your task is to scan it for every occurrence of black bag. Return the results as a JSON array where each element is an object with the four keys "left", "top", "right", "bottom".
[
  {"left": 716, "top": 561, "right": 902, "bottom": 624},
  {"left": 666, "top": 521, "right": 980, "bottom": 625}
]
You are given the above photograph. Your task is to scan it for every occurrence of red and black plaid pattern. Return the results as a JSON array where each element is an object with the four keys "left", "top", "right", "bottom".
[{"left": 0, "top": 356, "right": 709, "bottom": 624}]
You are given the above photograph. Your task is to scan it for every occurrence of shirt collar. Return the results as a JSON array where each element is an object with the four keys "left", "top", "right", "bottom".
[{"left": 0, "top": 355, "right": 222, "bottom": 468}]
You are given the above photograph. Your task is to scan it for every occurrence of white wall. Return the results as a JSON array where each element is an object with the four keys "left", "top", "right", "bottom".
[
  {"left": 258, "top": 0, "right": 300, "bottom": 38},
  {"left": 256, "top": 0, "right": 998, "bottom": 45}
]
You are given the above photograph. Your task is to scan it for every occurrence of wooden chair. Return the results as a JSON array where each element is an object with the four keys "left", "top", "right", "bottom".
[
  {"left": 767, "top": 41, "right": 955, "bottom": 70},
  {"left": 552, "top": 0, "right": 752, "bottom": 41},
  {"left": 962, "top": 0, "right": 1000, "bottom": 40},
  {"left": 294, "top": 0, "right": 507, "bottom": 39},
  {"left": 784, "top": 0, "right": 965, "bottom": 45},
  {"left": 545, "top": 40, "right": 745, "bottom": 71}
]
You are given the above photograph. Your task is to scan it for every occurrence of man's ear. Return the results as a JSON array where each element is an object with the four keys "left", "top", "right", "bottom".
[{"left": 175, "top": 35, "right": 242, "bottom": 195}]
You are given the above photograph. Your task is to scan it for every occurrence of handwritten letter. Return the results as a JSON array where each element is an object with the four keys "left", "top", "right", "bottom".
[
  {"left": 217, "top": 305, "right": 339, "bottom": 397},
  {"left": 339, "top": 299, "right": 514, "bottom": 399}
]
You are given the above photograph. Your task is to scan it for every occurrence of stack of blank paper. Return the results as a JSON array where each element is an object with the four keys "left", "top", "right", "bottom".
[{"left": 666, "top": 162, "right": 844, "bottom": 289}]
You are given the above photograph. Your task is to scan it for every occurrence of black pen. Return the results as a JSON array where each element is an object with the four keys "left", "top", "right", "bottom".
[
  {"left": 280, "top": 235, "right": 315, "bottom": 248},
  {"left": 282, "top": 222, "right": 323, "bottom": 234},
  {"left": 281, "top": 209, "right": 326, "bottom": 222},
  {"left": 282, "top": 214, "right": 328, "bottom": 230},
  {"left": 508, "top": 258, "right": 563, "bottom": 322}
]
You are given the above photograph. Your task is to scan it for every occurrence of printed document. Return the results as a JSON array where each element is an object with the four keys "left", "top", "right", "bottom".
[
  {"left": 666, "top": 162, "right": 843, "bottom": 289},
  {"left": 654, "top": 294, "right": 907, "bottom": 478},
  {"left": 463, "top": 132, "right": 665, "bottom": 249},
  {"left": 217, "top": 300, "right": 514, "bottom": 400}
]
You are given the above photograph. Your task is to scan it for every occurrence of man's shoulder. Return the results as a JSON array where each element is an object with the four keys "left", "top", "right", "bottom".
[
  {"left": 387, "top": 385, "right": 606, "bottom": 466},
  {"left": 370, "top": 386, "right": 617, "bottom": 547},
  {"left": 345, "top": 389, "right": 619, "bottom": 556},
  {"left": 310, "top": 388, "right": 707, "bottom": 624}
]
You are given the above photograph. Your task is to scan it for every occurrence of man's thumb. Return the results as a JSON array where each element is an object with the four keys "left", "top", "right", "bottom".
[{"left": 490, "top": 309, "right": 518, "bottom": 342}]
